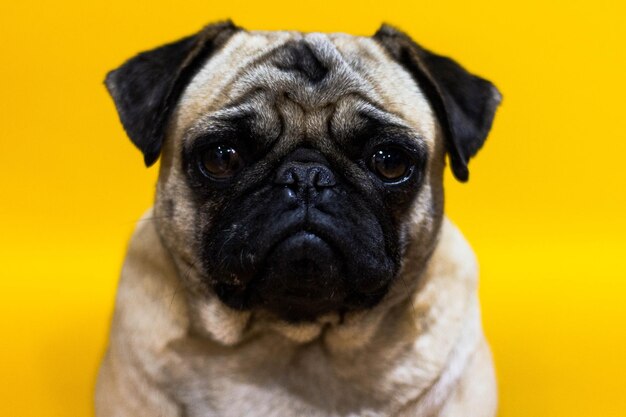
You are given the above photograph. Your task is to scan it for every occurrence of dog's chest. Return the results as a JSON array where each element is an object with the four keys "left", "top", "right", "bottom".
[{"left": 162, "top": 333, "right": 431, "bottom": 417}]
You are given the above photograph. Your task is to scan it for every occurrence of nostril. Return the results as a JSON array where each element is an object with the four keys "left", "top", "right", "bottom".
[
  {"left": 312, "top": 167, "right": 336, "bottom": 188},
  {"left": 275, "top": 166, "right": 298, "bottom": 186}
]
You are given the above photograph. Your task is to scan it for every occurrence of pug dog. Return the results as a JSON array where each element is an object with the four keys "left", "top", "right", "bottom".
[{"left": 96, "top": 21, "right": 501, "bottom": 417}]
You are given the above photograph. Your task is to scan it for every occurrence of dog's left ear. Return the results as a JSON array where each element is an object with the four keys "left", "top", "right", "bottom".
[
  {"left": 373, "top": 24, "right": 502, "bottom": 182},
  {"left": 105, "top": 21, "right": 241, "bottom": 166}
]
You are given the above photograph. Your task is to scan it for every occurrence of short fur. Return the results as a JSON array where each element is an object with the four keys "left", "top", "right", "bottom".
[{"left": 97, "top": 21, "right": 500, "bottom": 417}]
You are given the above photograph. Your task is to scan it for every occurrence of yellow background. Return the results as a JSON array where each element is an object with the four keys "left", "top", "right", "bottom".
[{"left": 1, "top": 0, "right": 625, "bottom": 415}]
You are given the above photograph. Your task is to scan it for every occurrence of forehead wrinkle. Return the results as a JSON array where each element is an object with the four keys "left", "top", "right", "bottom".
[
  {"left": 177, "top": 30, "right": 437, "bottom": 157},
  {"left": 183, "top": 93, "right": 288, "bottom": 157},
  {"left": 302, "top": 33, "right": 384, "bottom": 106},
  {"left": 175, "top": 32, "right": 295, "bottom": 131},
  {"left": 180, "top": 32, "right": 388, "bottom": 128},
  {"left": 328, "top": 93, "right": 415, "bottom": 150},
  {"left": 338, "top": 37, "right": 437, "bottom": 144},
  {"left": 356, "top": 102, "right": 412, "bottom": 130},
  {"left": 193, "top": 34, "right": 387, "bottom": 151},
  {"left": 208, "top": 36, "right": 308, "bottom": 108},
  {"left": 223, "top": 33, "right": 383, "bottom": 112},
  {"left": 182, "top": 112, "right": 244, "bottom": 146}
]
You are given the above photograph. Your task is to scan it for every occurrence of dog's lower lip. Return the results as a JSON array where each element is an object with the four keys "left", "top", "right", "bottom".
[
  {"left": 267, "top": 228, "right": 336, "bottom": 258},
  {"left": 269, "top": 230, "right": 334, "bottom": 265},
  {"left": 287, "top": 230, "right": 326, "bottom": 245}
]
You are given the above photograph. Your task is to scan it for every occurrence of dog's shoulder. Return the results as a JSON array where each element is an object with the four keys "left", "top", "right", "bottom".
[
  {"left": 97, "top": 209, "right": 189, "bottom": 416},
  {"left": 111, "top": 208, "right": 189, "bottom": 354}
]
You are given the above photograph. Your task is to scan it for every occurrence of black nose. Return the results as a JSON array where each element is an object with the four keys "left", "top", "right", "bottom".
[
  {"left": 275, "top": 162, "right": 336, "bottom": 189},
  {"left": 274, "top": 148, "right": 336, "bottom": 190}
]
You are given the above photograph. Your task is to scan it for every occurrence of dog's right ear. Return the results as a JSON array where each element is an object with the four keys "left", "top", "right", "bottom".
[{"left": 105, "top": 21, "right": 240, "bottom": 166}]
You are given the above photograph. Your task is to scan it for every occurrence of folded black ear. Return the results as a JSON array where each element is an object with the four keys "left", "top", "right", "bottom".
[
  {"left": 105, "top": 21, "right": 241, "bottom": 166},
  {"left": 373, "top": 24, "right": 502, "bottom": 182}
]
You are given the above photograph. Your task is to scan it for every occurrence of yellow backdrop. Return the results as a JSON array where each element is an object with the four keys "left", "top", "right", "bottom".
[{"left": 1, "top": 0, "right": 625, "bottom": 416}]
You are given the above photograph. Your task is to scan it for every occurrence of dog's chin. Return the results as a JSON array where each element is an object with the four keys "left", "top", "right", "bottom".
[
  {"left": 252, "top": 231, "right": 348, "bottom": 322},
  {"left": 212, "top": 231, "right": 390, "bottom": 323}
]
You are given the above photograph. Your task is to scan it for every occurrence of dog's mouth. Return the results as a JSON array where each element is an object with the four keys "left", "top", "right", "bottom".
[
  {"left": 249, "top": 230, "right": 349, "bottom": 321},
  {"left": 207, "top": 201, "right": 397, "bottom": 322},
  {"left": 210, "top": 220, "right": 395, "bottom": 322},
  {"left": 265, "top": 231, "right": 340, "bottom": 279}
]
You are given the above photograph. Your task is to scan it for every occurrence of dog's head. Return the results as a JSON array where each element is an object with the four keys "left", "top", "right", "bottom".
[{"left": 106, "top": 21, "right": 500, "bottom": 322}]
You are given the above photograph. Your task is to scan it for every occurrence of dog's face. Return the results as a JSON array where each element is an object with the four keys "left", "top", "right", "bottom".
[{"left": 106, "top": 22, "right": 500, "bottom": 322}]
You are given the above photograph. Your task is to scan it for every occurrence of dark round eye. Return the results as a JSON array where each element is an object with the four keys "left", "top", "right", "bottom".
[
  {"left": 369, "top": 147, "right": 412, "bottom": 182},
  {"left": 199, "top": 145, "right": 243, "bottom": 179}
]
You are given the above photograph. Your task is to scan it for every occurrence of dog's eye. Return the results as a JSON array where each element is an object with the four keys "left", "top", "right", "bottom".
[
  {"left": 369, "top": 147, "right": 413, "bottom": 182},
  {"left": 199, "top": 145, "right": 243, "bottom": 179}
]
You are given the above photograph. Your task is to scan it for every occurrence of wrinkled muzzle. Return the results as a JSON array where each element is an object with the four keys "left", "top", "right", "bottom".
[{"left": 203, "top": 147, "right": 399, "bottom": 322}]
